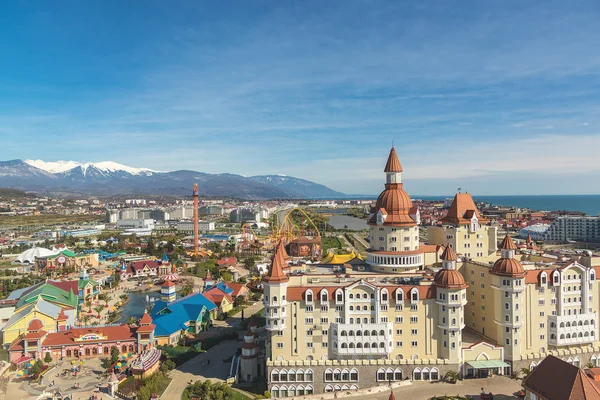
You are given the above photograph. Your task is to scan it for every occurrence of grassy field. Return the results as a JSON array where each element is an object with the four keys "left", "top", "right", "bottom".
[
  {"left": 321, "top": 236, "right": 342, "bottom": 254},
  {"left": 0, "top": 214, "right": 102, "bottom": 229}
]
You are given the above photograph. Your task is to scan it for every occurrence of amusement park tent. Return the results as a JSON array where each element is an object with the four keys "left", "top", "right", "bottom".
[
  {"left": 320, "top": 250, "right": 364, "bottom": 265},
  {"left": 13, "top": 247, "right": 60, "bottom": 264}
]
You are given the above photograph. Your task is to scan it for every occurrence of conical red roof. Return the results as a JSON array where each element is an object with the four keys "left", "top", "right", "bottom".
[
  {"left": 441, "top": 245, "right": 457, "bottom": 261},
  {"left": 263, "top": 241, "right": 289, "bottom": 283},
  {"left": 384, "top": 147, "right": 403, "bottom": 173},
  {"left": 500, "top": 234, "right": 517, "bottom": 250},
  {"left": 139, "top": 311, "right": 153, "bottom": 325}
]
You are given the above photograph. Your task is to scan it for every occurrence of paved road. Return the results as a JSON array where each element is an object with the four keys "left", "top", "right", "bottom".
[
  {"left": 346, "top": 376, "right": 522, "bottom": 400},
  {"left": 160, "top": 339, "right": 239, "bottom": 399},
  {"left": 352, "top": 233, "right": 369, "bottom": 249}
]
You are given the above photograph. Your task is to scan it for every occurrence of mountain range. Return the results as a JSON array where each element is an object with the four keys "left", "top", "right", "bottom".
[{"left": 0, "top": 159, "right": 345, "bottom": 199}]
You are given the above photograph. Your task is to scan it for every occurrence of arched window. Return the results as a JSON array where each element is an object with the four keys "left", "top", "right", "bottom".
[
  {"left": 364, "top": 318, "right": 369, "bottom": 323},
  {"left": 505, "top": 315, "right": 509, "bottom": 322},
  {"left": 271, "top": 386, "right": 280, "bottom": 397},
  {"left": 349, "top": 330, "right": 354, "bottom": 336},
  {"left": 377, "top": 368, "right": 385, "bottom": 381},
  {"left": 349, "top": 318, "right": 354, "bottom": 324},
  {"left": 410, "top": 288, "right": 419, "bottom": 302},
  {"left": 349, "top": 343, "right": 355, "bottom": 348},
  {"left": 306, "top": 369, "right": 313, "bottom": 381},
  {"left": 297, "top": 369, "right": 304, "bottom": 382},
  {"left": 413, "top": 368, "right": 422, "bottom": 380},
  {"left": 341, "top": 343, "right": 348, "bottom": 348},
  {"left": 364, "top": 330, "right": 369, "bottom": 336},
  {"left": 280, "top": 370, "right": 288, "bottom": 382},
  {"left": 394, "top": 368, "right": 403, "bottom": 381},
  {"left": 422, "top": 368, "right": 430, "bottom": 380},
  {"left": 363, "top": 305, "right": 368, "bottom": 311},
  {"left": 324, "top": 369, "right": 333, "bottom": 381},
  {"left": 335, "top": 289, "right": 344, "bottom": 303},
  {"left": 566, "top": 333, "right": 571, "bottom": 339},
  {"left": 350, "top": 369, "right": 358, "bottom": 381},
  {"left": 560, "top": 334, "right": 565, "bottom": 339},
  {"left": 396, "top": 289, "right": 404, "bottom": 302},
  {"left": 306, "top": 290, "right": 313, "bottom": 303},
  {"left": 380, "top": 342, "right": 385, "bottom": 348},
  {"left": 560, "top": 322, "right": 565, "bottom": 328},
  {"left": 271, "top": 369, "right": 279, "bottom": 382},
  {"left": 364, "top": 343, "right": 370, "bottom": 348},
  {"left": 550, "top": 334, "right": 556, "bottom": 339},
  {"left": 379, "top": 330, "right": 385, "bottom": 336},
  {"left": 363, "top": 293, "right": 368, "bottom": 299},
  {"left": 273, "top": 296, "right": 278, "bottom": 304},
  {"left": 431, "top": 368, "right": 439, "bottom": 381},
  {"left": 349, "top": 294, "right": 354, "bottom": 299},
  {"left": 356, "top": 330, "right": 362, "bottom": 337},
  {"left": 349, "top": 306, "right": 354, "bottom": 311},
  {"left": 320, "top": 290, "right": 329, "bottom": 302},
  {"left": 372, "top": 330, "right": 377, "bottom": 336},
  {"left": 381, "top": 289, "right": 389, "bottom": 302},
  {"left": 325, "top": 385, "right": 334, "bottom": 393},
  {"left": 341, "top": 330, "right": 347, "bottom": 336},
  {"left": 566, "top": 322, "right": 571, "bottom": 327},
  {"left": 357, "top": 343, "right": 363, "bottom": 348},
  {"left": 288, "top": 369, "right": 296, "bottom": 382},
  {"left": 540, "top": 272, "right": 547, "bottom": 285}
]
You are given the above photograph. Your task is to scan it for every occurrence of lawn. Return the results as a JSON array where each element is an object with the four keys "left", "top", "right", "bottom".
[
  {"left": 0, "top": 214, "right": 102, "bottom": 229},
  {"left": 321, "top": 236, "right": 342, "bottom": 254}
]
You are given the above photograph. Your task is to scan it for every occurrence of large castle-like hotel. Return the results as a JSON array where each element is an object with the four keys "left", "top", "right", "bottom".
[{"left": 261, "top": 147, "right": 600, "bottom": 397}]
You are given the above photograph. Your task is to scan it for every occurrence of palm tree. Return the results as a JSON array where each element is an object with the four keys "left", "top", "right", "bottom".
[
  {"left": 94, "top": 305, "right": 104, "bottom": 318},
  {"left": 81, "top": 314, "right": 92, "bottom": 326},
  {"left": 126, "top": 316, "right": 137, "bottom": 326}
]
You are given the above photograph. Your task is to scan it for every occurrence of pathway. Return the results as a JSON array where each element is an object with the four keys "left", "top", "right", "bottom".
[
  {"left": 160, "top": 339, "right": 239, "bottom": 399},
  {"left": 347, "top": 376, "right": 522, "bottom": 400}
]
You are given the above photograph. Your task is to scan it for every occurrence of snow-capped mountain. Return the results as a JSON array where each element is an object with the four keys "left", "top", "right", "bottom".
[
  {"left": 0, "top": 159, "right": 345, "bottom": 199},
  {"left": 25, "top": 160, "right": 156, "bottom": 176}
]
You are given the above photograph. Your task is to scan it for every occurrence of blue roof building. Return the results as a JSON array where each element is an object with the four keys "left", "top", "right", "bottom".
[{"left": 150, "top": 292, "right": 217, "bottom": 345}]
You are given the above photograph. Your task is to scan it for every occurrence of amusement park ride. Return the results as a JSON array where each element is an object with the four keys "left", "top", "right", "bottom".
[{"left": 238, "top": 208, "right": 322, "bottom": 258}]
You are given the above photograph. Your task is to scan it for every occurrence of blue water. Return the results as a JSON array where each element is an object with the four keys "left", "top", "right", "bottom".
[
  {"left": 415, "top": 195, "right": 600, "bottom": 216},
  {"left": 119, "top": 292, "right": 161, "bottom": 322}
]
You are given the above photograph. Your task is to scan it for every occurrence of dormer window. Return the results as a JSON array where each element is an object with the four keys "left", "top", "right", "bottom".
[
  {"left": 410, "top": 288, "right": 419, "bottom": 303},
  {"left": 306, "top": 290, "right": 314, "bottom": 303}
]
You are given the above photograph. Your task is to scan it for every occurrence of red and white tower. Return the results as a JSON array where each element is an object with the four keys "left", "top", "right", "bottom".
[{"left": 193, "top": 183, "right": 199, "bottom": 257}]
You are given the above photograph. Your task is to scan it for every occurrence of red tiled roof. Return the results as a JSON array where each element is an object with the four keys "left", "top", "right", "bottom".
[
  {"left": 130, "top": 260, "right": 160, "bottom": 272},
  {"left": 203, "top": 287, "right": 233, "bottom": 305},
  {"left": 162, "top": 280, "right": 176, "bottom": 288},
  {"left": 500, "top": 234, "right": 518, "bottom": 250},
  {"left": 139, "top": 312, "right": 153, "bottom": 325},
  {"left": 263, "top": 241, "right": 289, "bottom": 283},
  {"left": 286, "top": 284, "right": 435, "bottom": 301},
  {"left": 42, "top": 325, "right": 136, "bottom": 346},
  {"left": 523, "top": 355, "right": 600, "bottom": 400},
  {"left": 384, "top": 147, "right": 403, "bottom": 173},
  {"left": 28, "top": 319, "right": 43, "bottom": 331},
  {"left": 217, "top": 257, "right": 237, "bottom": 266},
  {"left": 227, "top": 282, "right": 249, "bottom": 297},
  {"left": 441, "top": 193, "right": 488, "bottom": 225},
  {"left": 48, "top": 280, "right": 79, "bottom": 293},
  {"left": 441, "top": 245, "right": 457, "bottom": 261}
]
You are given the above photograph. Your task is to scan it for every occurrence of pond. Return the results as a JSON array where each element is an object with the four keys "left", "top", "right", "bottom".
[
  {"left": 119, "top": 291, "right": 161, "bottom": 322},
  {"left": 328, "top": 215, "right": 368, "bottom": 231}
]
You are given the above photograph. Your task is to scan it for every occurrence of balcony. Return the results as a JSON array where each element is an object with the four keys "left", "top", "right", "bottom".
[
  {"left": 548, "top": 312, "right": 597, "bottom": 346},
  {"left": 330, "top": 322, "right": 393, "bottom": 357}
]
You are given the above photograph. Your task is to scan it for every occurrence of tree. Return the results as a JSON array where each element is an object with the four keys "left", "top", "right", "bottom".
[
  {"left": 110, "top": 346, "right": 120, "bottom": 364},
  {"left": 146, "top": 239, "right": 155, "bottom": 255},
  {"left": 126, "top": 316, "right": 137, "bottom": 325},
  {"left": 43, "top": 353, "right": 52, "bottom": 363},
  {"left": 221, "top": 271, "right": 233, "bottom": 282},
  {"left": 30, "top": 360, "right": 44, "bottom": 378},
  {"left": 101, "top": 358, "right": 113, "bottom": 371},
  {"left": 94, "top": 305, "right": 104, "bottom": 318},
  {"left": 244, "top": 258, "right": 255, "bottom": 269},
  {"left": 181, "top": 280, "right": 195, "bottom": 297}
]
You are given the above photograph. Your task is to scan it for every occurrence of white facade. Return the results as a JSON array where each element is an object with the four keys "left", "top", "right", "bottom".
[
  {"left": 117, "top": 219, "right": 155, "bottom": 230},
  {"left": 527, "top": 216, "right": 600, "bottom": 242}
]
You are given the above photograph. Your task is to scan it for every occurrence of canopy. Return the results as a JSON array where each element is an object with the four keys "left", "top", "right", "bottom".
[{"left": 466, "top": 360, "right": 510, "bottom": 369}]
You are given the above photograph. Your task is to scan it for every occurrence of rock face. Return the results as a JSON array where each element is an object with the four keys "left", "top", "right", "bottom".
[{"left": 0, "top": 159, "right": 344, "bottom": 199}]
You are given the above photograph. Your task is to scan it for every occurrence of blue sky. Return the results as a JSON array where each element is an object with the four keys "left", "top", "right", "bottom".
[{"left": 1, "top": 1, "right": 600, "bottom": 195}]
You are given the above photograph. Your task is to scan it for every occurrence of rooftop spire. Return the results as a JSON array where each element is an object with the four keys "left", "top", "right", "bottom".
[
  {"left": 500, "top": 234, "right": 517, "bottom": 250},
  {"left": 441, "top": 244, "right": 458, "bottom": 262},
  {"left": 384, "top": 146, "right": 403, "bottom": 173},
  {"left": 263, "top": 240, "right": 289, "bottom": 283}
]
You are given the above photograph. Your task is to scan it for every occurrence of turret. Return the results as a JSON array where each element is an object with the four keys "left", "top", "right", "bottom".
[
  {"left": 263, "top": 241, "right": 289, "bottom": 332},
  {"left": 433, "top": 245, "right": 467, "bottom": 362},
  {"left": 384, "top": 146, "right": 403, "bottom": 185},
  {"left": 161, "top": 280, "right": 177, "bottom": 303},
  {"left": 491, "top": 234, "right": 525, "bottom": 361},
  {"left": 204, "top": 270, "right": 215, "bottom": 291}
]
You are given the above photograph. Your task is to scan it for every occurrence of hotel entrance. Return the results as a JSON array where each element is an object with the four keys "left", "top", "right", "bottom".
[{"left": 464, "top": 360, "right": 510, "bottom": 378}]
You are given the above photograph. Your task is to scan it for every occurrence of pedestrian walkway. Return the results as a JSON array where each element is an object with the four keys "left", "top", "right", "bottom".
[{"left": 160, "top": 339, "right": 239, "bottom": 399}]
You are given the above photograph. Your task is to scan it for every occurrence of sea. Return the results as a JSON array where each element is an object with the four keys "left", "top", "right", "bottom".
[{"left": 415, "top": 195, "right": 600, "bottom": 216}]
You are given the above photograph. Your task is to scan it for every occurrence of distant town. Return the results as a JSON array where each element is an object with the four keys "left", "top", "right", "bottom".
[{"left": 0, "top": 147, "right": 598, "bottom": 400}]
